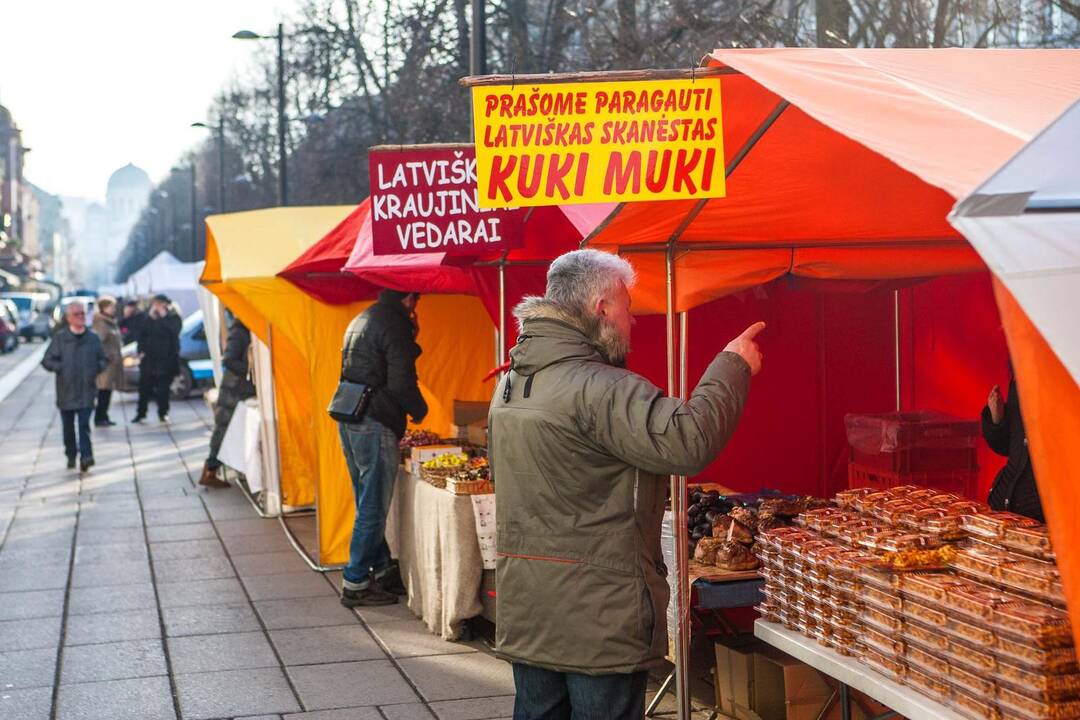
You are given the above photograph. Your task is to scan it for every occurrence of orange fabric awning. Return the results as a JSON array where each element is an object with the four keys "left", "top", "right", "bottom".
[{"left": 585, "top": 49, "right": 1080, "bottom": 313}]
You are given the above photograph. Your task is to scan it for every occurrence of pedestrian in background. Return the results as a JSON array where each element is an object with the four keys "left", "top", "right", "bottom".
[
  {"left": 133, "top": 294, "right": 181, "bottom": 424},
  {"left": 92, "top": 296, "right": 124, "bottom": 427},
  {"left": 42, "top": 301, "right": 106, "bottom": 472},
  {"left": 200, "top": 317, "right": 256, "bottom": 488},
  {"left": 119, "top": 299, "right": 144, "bottom": 343}
]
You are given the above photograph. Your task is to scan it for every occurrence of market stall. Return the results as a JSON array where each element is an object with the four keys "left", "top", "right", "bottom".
[
  {"left": 203, "top": 206, "right": 495, "bottom": 569},
  {"left": 569, "top": 48, "right": 1080, "bottom": 719}
]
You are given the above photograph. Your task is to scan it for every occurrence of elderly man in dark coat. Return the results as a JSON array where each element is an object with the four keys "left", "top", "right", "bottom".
[{"left": 42, "top": 301, "right": 107, "bottom": 472}]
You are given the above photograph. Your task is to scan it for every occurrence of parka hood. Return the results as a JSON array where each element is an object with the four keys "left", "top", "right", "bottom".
[{"left": 509, "top": 297, "right": 605, "bottom": 376}]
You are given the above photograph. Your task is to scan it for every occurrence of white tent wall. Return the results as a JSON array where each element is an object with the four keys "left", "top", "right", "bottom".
[
  {"left": 197, "top": 286, "right": 224, "bottom": 386},
  {"left": 950, "top": 99, "right": 1080, "bottom": 387},
  {"left": 251, "top": 334, "right": 282, "bottom": 516}
]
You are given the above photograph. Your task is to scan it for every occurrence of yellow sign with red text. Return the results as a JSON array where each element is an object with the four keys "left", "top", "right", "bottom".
[{"left": 470, "top": 79, "right": 725, "bottom": 208}]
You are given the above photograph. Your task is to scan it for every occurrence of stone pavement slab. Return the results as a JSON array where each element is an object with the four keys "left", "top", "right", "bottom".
[
  {"left": 148, "top": 538, "right": 225, "bottom": 561},
  {"left": 161, "top": 602, "right": 262, "bottom": 637},
  {"left": 269, "top": 625, "right": 385, "bottom": 666},
  {"left": 287, "top": 660, "right": 420, "bottom": 710},
  {"left": 0, "top": 684, "right": 53, "bottom": 720},
  {"left": 174, "top": 667, "right": 302, "bottom": 719},
  {"left": 0, "top": 646, "right": 58, "bottom": 689},
  {"left": 167, "top": 631, "right": 279, "bottom": 674},
  {"left": 152, "top": 554, "right": 236, "bottom": 582},
  {"left": 429, "top": 696, "right": 516, "bottom": 720},
  {"left": 157, "top": 577, "right": 247, "bottom": 608},
  {"left": 0, "top": 616, "right": 62, "bottom": 652},
  {"left": 379, "top": 703, "right": 439, "bottom": 720},
  {"left": 370, "top": 620, "right": 479, "bottom": 659},
  {"left": 284, "top": 708, "right": 385, "bottom": 720},
  {"left": 232, "top": 550, "right": 312, "bottom": 577},
  {"left": 242, "top": 571, "right": 338, "bottom": 601},
  {"left": 60, "top": 638, "right": 167, "bottom": 685},
  {"left": 146, "top": 522, "right": 217, "bottom": 543},
  {"left": 69, "top": 558, "right": 152, "bottom": 588},
  {"left": 0, "top": 588, "right": 66, "bottom": 621},
  {"left": 64, "top": 608, "right": 161, "bottom": 646},
  {"left": 255, "top": 596, "right": 359, "bottom": 630},
  {"left": 67, "top": 582, "right": 157, "bottom": 615},
  {"left": 55, "top": 675, "right": 176, "bottom": 720},
  {"left": 398, "top": 653, "right": 516, "bottom": 702}
]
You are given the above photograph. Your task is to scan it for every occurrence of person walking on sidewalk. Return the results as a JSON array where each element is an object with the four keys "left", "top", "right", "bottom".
[
  {"left": 200, "top": 317, "right": 256, "bottom": 489},
  {"left": 42, "top": 301, "right": 107, "bottom": 472},
  {"left": 133, "top": 294, "right": 181, "bottom": 424},
  {"left": 332, "top": 289, "right": 427, "bottom": 607},
  {"left": 92, "top": 296, "right": 124, "bottom": 427},
  {"left": 488, "top": 250, "right": 763, "bottom": 720}
]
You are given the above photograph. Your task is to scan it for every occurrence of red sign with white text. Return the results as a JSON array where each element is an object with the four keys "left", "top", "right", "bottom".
[{"left": 368, "top": 146, "right": 526, "bottom": 256}]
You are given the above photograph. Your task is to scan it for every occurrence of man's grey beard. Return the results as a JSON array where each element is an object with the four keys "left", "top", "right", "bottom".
[{"left": 597, "top": 318, "right": 630, "bottom": 368}]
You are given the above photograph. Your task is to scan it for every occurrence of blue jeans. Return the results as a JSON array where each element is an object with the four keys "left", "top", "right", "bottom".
[
  {"left": 338, "top": 417, "right": 399, "bottom": 590},
  {"left": 512, "top": 663, "right": 649, "bottom": 720},
  {"left": 61, "top": 408, "right": 94, "bottom": 461}
]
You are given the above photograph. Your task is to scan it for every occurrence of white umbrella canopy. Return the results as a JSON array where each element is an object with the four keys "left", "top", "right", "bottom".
[{"left": 950, "top": 98, "right": 1080, "bottom": 387}]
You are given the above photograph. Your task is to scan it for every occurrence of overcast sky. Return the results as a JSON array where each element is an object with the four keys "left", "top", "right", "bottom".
[{"left": 0, "top": 0, "right": 297, "bottom": 200}]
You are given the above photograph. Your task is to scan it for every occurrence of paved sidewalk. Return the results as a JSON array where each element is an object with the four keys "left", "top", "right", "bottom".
[{"left": 0, "top": 367, "right": 517, "bottom": 720}]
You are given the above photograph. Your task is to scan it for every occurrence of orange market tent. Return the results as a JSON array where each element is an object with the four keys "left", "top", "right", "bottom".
[
  {"left": 950, "top": 98, "right": 1080, "bottom": 650},
  {"left": 202, "top": 206, "right": 495, "bottom": 568},
  {"left": 584, "top": 48, "right": 1080, "bottom": 645}
]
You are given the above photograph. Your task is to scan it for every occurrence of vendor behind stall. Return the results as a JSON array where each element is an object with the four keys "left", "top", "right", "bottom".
[
  {"left": 489, "top": 249, "right": 763, "bottom": 720},
  {"left": 983, "top": 362, "right": 1045, "bottom": 522},
  {"left": 332, "top": 289, "right": 427, "bottom": 607}
]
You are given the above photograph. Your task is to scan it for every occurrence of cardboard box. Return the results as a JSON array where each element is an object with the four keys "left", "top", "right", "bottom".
[
  {"left": 453, "top": 400, "right": 490, "bottom": 427},
  {"left": 466, "top": 421, "right": 488, "bottom": 447},
  {"left": 715, "top": 636, "right": 764, "bottom": 720},
  {"left": 408, "top": 444, "right": 463, "bottom": 473},
  {"left": 752, "top": 646, "right": 834, "bottom": 720}
]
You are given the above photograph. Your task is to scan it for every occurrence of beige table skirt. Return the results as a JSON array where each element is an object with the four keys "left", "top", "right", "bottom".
[{"left": 385, "top": 467, "right": 487, "bottom": 640}]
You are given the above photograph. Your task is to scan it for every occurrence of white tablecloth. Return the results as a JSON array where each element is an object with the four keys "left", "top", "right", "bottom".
[{"left": 386, "top": 468, "right": 492, "bottom": 640}]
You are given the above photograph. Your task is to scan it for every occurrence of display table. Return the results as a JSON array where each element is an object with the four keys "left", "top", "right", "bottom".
[
  {"left": 385, "top": 468, "right": 489, "bottom": 641},
  {"left": 754, "top": 620, "right": 967, "bottom": 720}
]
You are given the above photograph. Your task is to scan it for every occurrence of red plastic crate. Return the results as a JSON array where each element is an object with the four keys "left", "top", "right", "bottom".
[
  {"left": 845, "top": 411, "right": 979, "bottom": 475},
  {"left": 847, "top": 461, "right": 978, "bottom": 500}
]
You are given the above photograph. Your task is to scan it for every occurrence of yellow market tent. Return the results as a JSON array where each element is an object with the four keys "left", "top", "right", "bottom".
[{"left": 202, "top": 206, "right": 495, "bottom": 566}]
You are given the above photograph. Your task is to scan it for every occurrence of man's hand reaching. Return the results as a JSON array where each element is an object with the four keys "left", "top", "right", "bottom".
[{"left": 724, "top": 322, "right": 766, "bottom": 376}]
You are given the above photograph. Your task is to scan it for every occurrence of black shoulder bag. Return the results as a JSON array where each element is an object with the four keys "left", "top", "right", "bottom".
[{"left": 328, "top": 378, "right": 375, "bottom": 423}]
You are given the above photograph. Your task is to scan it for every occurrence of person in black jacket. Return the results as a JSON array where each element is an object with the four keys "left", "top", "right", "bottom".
[
  {"left": 42, "top": 301, "right": 107, "bottom": 472},
  {"left": 133, "top": 294, "right": 182, "bottom": 424},
  {"left": 982, "top": 366, "right": 1044, "bottom": 522},
  {"left": 334, "top": 289, "right": 427, "bottom": 607},
  {"left": 200, "top": 318, "right": 256, "bottom": 488}
]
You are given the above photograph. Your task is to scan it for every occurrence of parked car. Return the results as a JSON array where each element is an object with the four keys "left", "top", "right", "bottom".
[
  {"left": 51, "top": 296, "right": 97, "bottom": 333},
  {"left": 122, "top": 310, "right": 213, "bottom": 398},
  {"left": 1, "top": 292, "right": 52, "bottom": 341}
]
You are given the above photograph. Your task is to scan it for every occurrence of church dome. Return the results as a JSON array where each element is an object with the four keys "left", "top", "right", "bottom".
[{"left": 107, "top": 163, "right": 152, "bottom": 194}]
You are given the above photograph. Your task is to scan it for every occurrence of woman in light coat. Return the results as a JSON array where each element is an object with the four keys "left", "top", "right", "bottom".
[{"left": 92, "top": 296, "right": 124, "bottom": 427}]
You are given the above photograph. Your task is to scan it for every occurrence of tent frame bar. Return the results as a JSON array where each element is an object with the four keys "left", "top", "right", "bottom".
[
  {"left": 279, "top": 514, "right": 347, "bottom": 573},
  {"left": 614, "top": 237, "right": 967, "bottom": 253},
  {"left": 460, "top": 65, "right": 740, "bottom": 87}
]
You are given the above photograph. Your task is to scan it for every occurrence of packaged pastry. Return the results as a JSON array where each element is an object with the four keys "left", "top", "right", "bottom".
[
  {"left": 835, "top": 520, "right": 883, "bottom": 546},
  {"left": 998, "top": 559, "right": 1066, "bottom": 605},
  {"left": 907, "top": 488, "right": 942, "bottom": 502},
  {"left": 906, "top": 642, "right": 949, "bottom": 676},
  {"left": 997, "top": 684, "right": 1080, "bottom": 719},
  {"left": 904, "top": 599, "right": 948, "bottom": 627},
  {"left": 949, "top": 500, "right": 988, "bottom": 516},
  {"left": 962, "top": 511, "right": 1041, "bottom": 540},
  {"left": 951, "top": 688, "right": 1001, "bottom": 720},
  {"left": 833, "top": 635, "right": 859, "bottom": 656},
  {"left": 944, "top": 583, "right": 1019, "bottom": 621},
  {"left": 899, "top": 506, "right": 946, "bottom": 530},
  {"left": 812, "top": 624, "right": 834, "bottom": 648},
  {"left": 862, "top": 584, "right": 904, "bottom": 614},
  {"left": 755, "top": 603, "right": 781, "bottom": 623},
  {"left": 907, "top": 665, "right": 951, "bottom": 703},
  {"left": 759, "top": 526, "right": 807, "bottom": 549},
  {"left": 874, "top": 500, "right": 920, "bottom": 526},
  {"left": 950, "top": 662, "right": 997, "bottom": 697},
  {"left": 992, "top": 601, "right": 1074, "bottom": 648},
  {"left": 995, "top": 659, "right": 1080, "bottom": 701},
  {"left": 862, "top": 624, "right": 905, "bottom": 657},
  {"left": 861, "top": 605, "right": 904, "bottom": 634},
  {"left": 1002, "top": 525, "right": 1054, "bottom": 561},
  {"left": 943, "top": 614, "right": 996, "bottom": 648},
  {"left": 859, "top": 647, "right": 906, "bottom": 683},
  {"left": 922, "top": 513, "right": 968, "bottom": 541},
  {"left": 835, "top": 488, "right": 873, "bottom": 509},
  {"left": 825, "top": 574, "right": 859, "bottom": 597},
  {"left": 858, "top": 529, "right": 936, "bottom": 554},
  {"left": 994, "top": 635, "right": 1079, "bottom": 673},
  {"left": 903, "top": 620, "right": 951, "bottom": 652},
  {"left": 951, "top": 545, "right": 1016, "bottom": 582},
  {"left": 797, "top": 508, "right": 847, "bottom": 533},
  {"left": 900, "top": 572, "right": 975, "bottom": 605},
  {"left": 945, "top": 638, "right": 997, "bottom": 674},
  {"left": 857, "top": 561, "right": 900, "bottom": 592}
]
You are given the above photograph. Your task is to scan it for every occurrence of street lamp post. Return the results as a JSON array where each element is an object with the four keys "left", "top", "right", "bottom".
[
  {"left": 233, "top": 25, "right": 288, "bottom": 206},
  {"left": 189, "top": 164, "right": 198, "bottom": 261},
  {"left": 192, "top": 120, "right": 226, "bottom": 212}
]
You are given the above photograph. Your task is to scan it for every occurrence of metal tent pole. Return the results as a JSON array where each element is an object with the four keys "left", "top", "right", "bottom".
[
  {"left": 499, "top": 260, "right": 507, "bottom": 368},
  {"left": 667, "top": 248, "right": 691, "bottom": 720},
  {"left": 894, "top": 290, "right": 902, "bottom": 412}
]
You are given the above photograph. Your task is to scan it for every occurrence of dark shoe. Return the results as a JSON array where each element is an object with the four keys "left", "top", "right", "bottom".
[
  {"left": 80, "top": 458, "right": 95, "bottom": 473},
  {"left": 199, "top": 464, "right": 230, "bottom": 489},
  {"left": 67, "top": 457, "right": 76, "bottom": 470},
  {"left": 94, "top": 420, "right": 114, "bottom": 428},
  {"left": 375, "top": 565, "right": 407, "bottom": 597},
  {"left": 132, "top": 415, "right": 146, "bottom": 424},
  {"left": 340, "top": 584, "right": 398, "bottom": 607},
  {"left": 159, "top": 415, "right": 170, "bottom": 424}
]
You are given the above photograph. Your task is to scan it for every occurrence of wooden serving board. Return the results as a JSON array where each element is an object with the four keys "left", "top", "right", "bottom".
[{"left": 688, "top": 560, "right": 761, "bottom": 585}]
